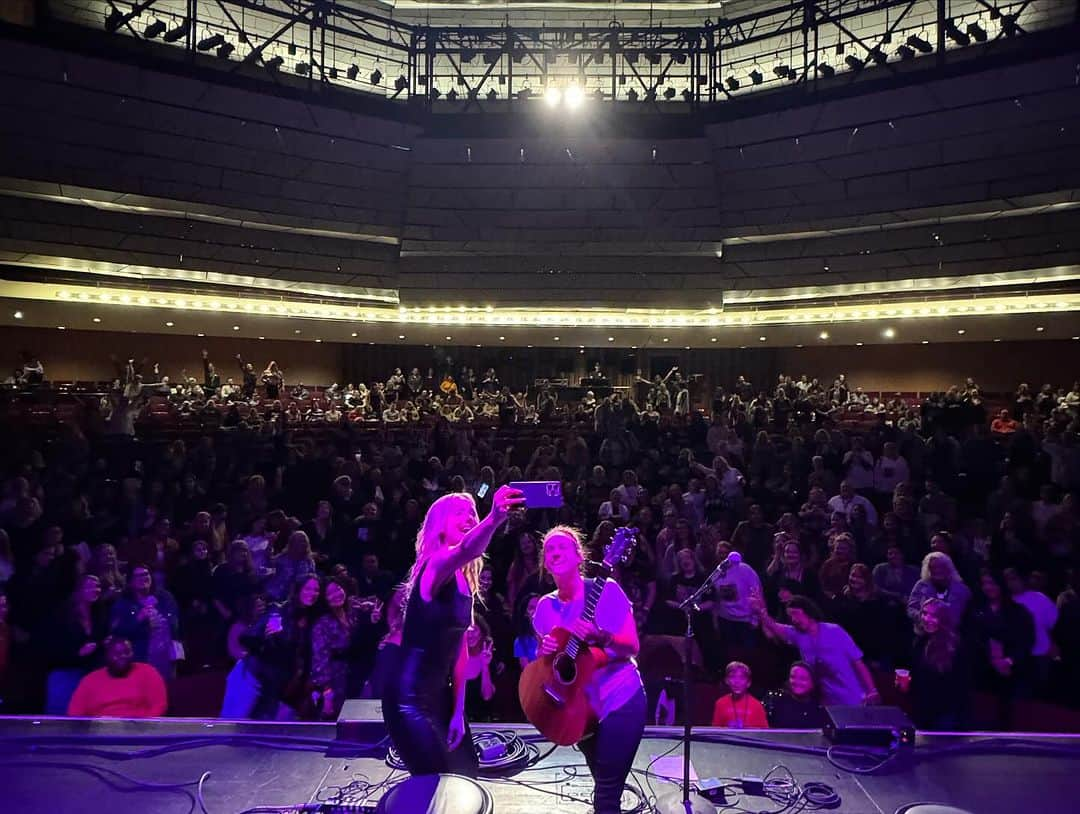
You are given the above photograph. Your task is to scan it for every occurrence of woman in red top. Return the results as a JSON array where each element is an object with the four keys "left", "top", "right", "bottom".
[{"left": 711, "top": 661, "right": 769, "bottom": 729}]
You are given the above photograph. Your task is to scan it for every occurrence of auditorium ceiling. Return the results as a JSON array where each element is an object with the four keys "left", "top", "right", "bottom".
[{"left": 0, "top": 5, "right": 1078, "bottom": 348}]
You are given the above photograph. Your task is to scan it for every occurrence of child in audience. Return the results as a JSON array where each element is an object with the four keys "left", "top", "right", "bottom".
[{"left": 711, "top": 661, "right": 768, "bottom": 729}]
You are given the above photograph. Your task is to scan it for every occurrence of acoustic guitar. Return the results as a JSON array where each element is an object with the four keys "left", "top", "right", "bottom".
[{"left": 517, "top": 527, "right": 637, "bottom": 746}]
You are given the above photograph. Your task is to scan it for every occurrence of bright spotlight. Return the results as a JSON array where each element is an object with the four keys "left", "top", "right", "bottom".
[
  {"left": 564, "top": 84, "right": 585, "bottom": 109},
  {"left": 544, "top": 86, "right": 562, "bottom": 107}
]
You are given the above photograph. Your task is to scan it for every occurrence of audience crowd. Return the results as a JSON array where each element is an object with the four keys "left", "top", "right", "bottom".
[{"left": 1, "top": 347, "right": 1079, "bottom": 733}]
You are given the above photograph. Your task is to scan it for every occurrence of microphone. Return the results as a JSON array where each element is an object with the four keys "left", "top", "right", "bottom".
[
  {"left": 710, "top": 550, "right": 743, "bottom": 580},
  {"left": 679, "top": 551, "right": 742, "bottom": 610}
]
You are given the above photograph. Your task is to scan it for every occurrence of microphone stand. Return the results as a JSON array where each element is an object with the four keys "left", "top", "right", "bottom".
[{"left": 654, "top": 580, "right": 716, "bottom": 814}]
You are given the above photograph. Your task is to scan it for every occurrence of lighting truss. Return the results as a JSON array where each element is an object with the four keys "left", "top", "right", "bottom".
[{"left": 58, "top": 0, "right": 1066, "bottom": 109}]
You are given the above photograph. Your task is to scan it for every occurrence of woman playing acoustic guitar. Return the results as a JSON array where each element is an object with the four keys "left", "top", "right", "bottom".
[
  {"left": 533, "top": 526, "right": 646, "bottom": 814},
  {"left": 382, "top": 485, "right": 524, "bottom": 776}
]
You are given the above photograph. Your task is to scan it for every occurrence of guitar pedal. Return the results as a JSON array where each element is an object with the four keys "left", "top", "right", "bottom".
[
  {"left": 698, "top": 777, "right": 730, "bottom": 804},
  {"left": 474, "top": 734, "right": 508, "bottom": 761}
]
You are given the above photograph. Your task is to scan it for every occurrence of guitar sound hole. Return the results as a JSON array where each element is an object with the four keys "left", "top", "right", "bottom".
[{"left": 553, "top": 653, "right": 577, "bottom": 685}]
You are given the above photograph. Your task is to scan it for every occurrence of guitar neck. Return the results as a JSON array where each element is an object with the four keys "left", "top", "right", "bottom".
[{"left": 564, "top": 567, "right": 611, "bottom": 659}]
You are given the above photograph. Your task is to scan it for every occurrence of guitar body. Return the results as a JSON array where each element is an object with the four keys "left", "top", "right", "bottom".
[{"left": 519, "top": 627, "right": 603, "bottom": 746}]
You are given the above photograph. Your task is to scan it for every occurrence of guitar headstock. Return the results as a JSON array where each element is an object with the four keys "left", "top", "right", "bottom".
[{"left": 601, "top": 526, "right": 637, "bottom": 572}]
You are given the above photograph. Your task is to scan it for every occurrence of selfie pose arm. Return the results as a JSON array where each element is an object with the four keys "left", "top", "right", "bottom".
[{"left": 427, "top": 485, "right": 524, "bottom": 589}]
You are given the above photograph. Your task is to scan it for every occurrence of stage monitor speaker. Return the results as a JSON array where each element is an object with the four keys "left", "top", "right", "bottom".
[
  {"left": 336, "top": 698, "right": 387, "bottom": 745},
  {"left": 823, "top": 705, "right": 915, "bottom": 749}
]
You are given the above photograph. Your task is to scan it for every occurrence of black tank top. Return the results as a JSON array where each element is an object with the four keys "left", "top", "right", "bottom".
[{"left": 396, "top": 561, "right": 473, "bottom": 698}]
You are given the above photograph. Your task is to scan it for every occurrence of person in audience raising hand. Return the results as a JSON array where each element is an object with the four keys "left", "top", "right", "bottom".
[{"left": 750, "top": 592, "right": 879, "bottom": 706}]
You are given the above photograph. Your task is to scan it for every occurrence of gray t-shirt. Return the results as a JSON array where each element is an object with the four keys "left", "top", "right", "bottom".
[
  {"left": 533, "top": 578, "right": 643, "bottom": 722},
  {"left": 710, "top": 562, "right": 762, "bottom": 624},
  {"left": 777, "top": 622, "right": 865, "bottom": 706}
]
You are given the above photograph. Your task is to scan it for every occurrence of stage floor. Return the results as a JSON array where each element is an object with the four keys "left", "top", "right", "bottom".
[{"left": 0, "top": 717, "right": 1077, "bottom": 813}]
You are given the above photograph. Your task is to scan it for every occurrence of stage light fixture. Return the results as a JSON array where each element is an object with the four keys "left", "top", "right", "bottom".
[
  {"left": 681, "top": 89, "right": 693, "bottom": 102},
  {"left": 265, "top": 55, "right": 284, "bottom": 70},
  {"left": 944, "top": 20, "right": 970, "bottom": 46},
  {"left": 663, "top": 87, "right": 676, "bottom": 100},
  {"left": 592, "top": 88, "right": 604, "bottom": 101},
  {"left": 593, "top": 49, "right": 605, "bottom": 65},
  {"left": 446, "top": 89, "right": 458, "bottom": 101},
  {"left": 461, "top": 48, "right": 476, "bottom": 64},
  {"left": 625, "top": 50, "right": 640, "bottom": 65},
  {"left": 544, "top": 86, "right": 562, "bottom": 107},
  {"left": 1001, "top": 14, "right": 1019, "bottom": 36},
  {"left": 967, "top": 22, "right": 987, "bottom": 42},
  {"left": 144, "top": 19, "right": 166, "bottom": 39},
  {"left": 773, "top": 64, "right": 790, "bottom": 78},
  {"left": 104, "top": 8, "right": 125, "bottom": 32},
  {"left": 845, "top": 55, "right": 865, "bottom": 71},
  {"left": 483, "top": 50, "right": 500, "bottom": 65},
  {"left": 295, "top": 61, "right": 310, "bottom": 75},
  {"left": 486, "top": 89, "right": 498, "bottom": 101},
  {"left": 906, "top": 34, "right": 933, "bottom": 53},
  {"left": 430, "top": 87, "right": 442, "bottom": 99},
  {"left": 347, "top": 64, "right": 359, "bottom": 80},
  {"left": 197, "top": 33, "right": 225, "bottom": 51},
  {"left": 896, "top": 45, "right": 915, "bottom": 60},
  {"left": 627, "top": 88, "right": 639, "bottom": 102},
  {"left": 517, "top": 88, "right": 532, "bottom": 101},
  {"left": 328, "top": 67, "right": 337, "bottom": 79},
  {"left": 512, "top": 49, "right": 526, "bottom": 64},
  {"left": 646, "top": 50, "right": 661, "bottom": 65},
  {"left": 816, "top": 63, "right": 835, "bottom": 77},
  {"left": 394, "top": 75, "right": 408, "bottom": 92},
  {"left": 869, "top": 48, "right": 887, "bottom": 66},
  {"left": 726, "top": 76, "right": 739, "bottom": 91},
  {"left": 749, "top": 69, "right": 763, "bottom": 85},
  {"left": 673, "top": 52, "right": 687, "bottom": 65},
  {"left": 217, "top": 42, "right": 234, "bottom": 59},
  {"left": 564, "top": 84, "right": 585, "bottom": 109},
  {"left": 370, "top": 68, "right": 382, "bottom": 84},
  {"left": 163, "top": 20, "right": 189, "bottom": 42}
]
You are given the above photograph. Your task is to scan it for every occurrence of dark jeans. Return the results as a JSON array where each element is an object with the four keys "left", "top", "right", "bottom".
[{"left": 578, "top": 686, "right": 647, "bottom": 814}]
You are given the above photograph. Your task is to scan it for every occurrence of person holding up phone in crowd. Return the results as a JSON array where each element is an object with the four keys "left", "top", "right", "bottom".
[{"left": 382, "top": 485, "right": 524, "bottom": 776}]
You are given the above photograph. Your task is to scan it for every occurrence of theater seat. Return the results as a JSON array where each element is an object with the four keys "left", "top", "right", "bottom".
[{"left": 167, "top": 670, "right": 228, "bottom": 718}]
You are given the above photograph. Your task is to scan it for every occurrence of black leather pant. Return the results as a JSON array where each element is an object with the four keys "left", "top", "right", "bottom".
[{"left": 383, "top": 681, "right": 478, "bottom": 777}]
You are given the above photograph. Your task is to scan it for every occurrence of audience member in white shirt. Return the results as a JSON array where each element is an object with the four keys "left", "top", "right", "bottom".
[
  {"left": 827, "top": 481, "right": 878, "bottom": 528},
  {"left": 614, "top": 470, "right": 644, "bottom": 508},
  {"left": 1006, "top": 567, "right": 1059, "bottom": 690},
  {"left": 873, "top": 442, "right": 910, "bottom": 498},
  {"left": 841, "top": 437, "right": 875, "bottom": 492},
  {"left": 598, "top": 489, "right": 630, "bottom": 525}
]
